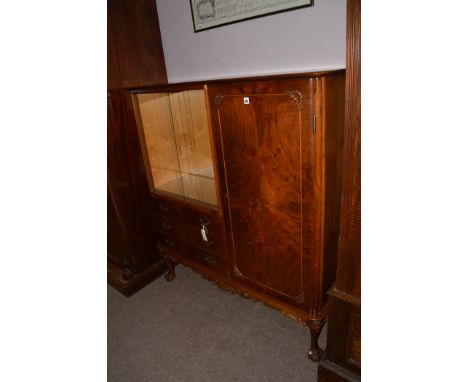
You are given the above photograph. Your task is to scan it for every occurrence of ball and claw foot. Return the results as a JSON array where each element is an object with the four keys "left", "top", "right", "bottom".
[
  {"left": 307, "top": 319, "right": 325, "bottom": 362},
  {"left": 308, "top": 346, "right": 324, "bottom": 362},
  {"left": 164, "top": 271, "right": 176, "bottom": 282},
  {"left": 158, "top": 243, "right": 176, "bottom": 282}
]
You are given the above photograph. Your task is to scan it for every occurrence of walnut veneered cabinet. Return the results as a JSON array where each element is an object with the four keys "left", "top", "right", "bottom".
[{"left": 130, "top": 71, "right": 345, "bottom": 361}]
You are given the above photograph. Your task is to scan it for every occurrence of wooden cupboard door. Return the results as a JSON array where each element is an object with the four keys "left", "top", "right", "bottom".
[{"left": 214, "top": 83, "right": 313, "bottom": 304}]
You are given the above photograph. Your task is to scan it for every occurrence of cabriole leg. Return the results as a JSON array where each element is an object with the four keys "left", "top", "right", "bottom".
[
  {"left": 157, "top": 243, "right": 176, "bottom": 282},
  {"left": 307, "top": 319, "right": 325, "bottom": 362}
]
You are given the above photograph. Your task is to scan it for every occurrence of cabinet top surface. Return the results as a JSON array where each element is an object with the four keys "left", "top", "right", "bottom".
[{"left": 126, "top": 69, "right": 345, "bottom": 93}]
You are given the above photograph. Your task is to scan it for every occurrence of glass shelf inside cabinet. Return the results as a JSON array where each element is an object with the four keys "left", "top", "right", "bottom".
[{"left": 135, "top": 89, "right": 218, "bottom": 208}]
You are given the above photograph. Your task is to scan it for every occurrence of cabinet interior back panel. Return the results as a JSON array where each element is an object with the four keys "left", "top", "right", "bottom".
[
  {"left": 137, "top": 93, "right": 182, "bottom": 188},
  {"left": 169, "top": 91, "right": 213, "bottom": 174}
]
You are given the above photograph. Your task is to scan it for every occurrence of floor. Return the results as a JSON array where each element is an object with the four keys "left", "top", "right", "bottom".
[{"left": 108, "top": 265, "right": 326, "bottom": 382}]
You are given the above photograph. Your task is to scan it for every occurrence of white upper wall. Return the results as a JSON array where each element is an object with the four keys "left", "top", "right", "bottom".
[{"left": 155, "top": 0, "right": 346, "bottom": 83}]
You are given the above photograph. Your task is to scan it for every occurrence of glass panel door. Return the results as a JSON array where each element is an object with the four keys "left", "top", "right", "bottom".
[{"left": 135, "top": 89, "right": 218, "bottom": 208}]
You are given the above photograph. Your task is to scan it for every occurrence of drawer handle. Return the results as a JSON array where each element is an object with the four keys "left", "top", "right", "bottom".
[
  {"left": 200, "top": 223, "right": 209, "bottom": 243},
  {"left": 161, "top": 222, "right": 172, "bottom": 231},
  {"left": 165, "top": 238, "right": 175, "bottom": 248},
  {"left": 199, "top": 217, "right": 211, "bottom": 226},
  {"left": 158, "top": 203, "right": 169, "bottom": 213},
  {"left": 204, "top": 255, "right": 216, "bottom": 266}
]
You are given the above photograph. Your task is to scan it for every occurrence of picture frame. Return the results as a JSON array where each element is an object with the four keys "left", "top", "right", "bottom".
[{"left": 190, "top": 0, "right": 314, "bottom": 32}]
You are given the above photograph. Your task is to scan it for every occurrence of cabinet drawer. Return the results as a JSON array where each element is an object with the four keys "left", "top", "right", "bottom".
[
  {"left": 154, "top": 230, "right": 227, "bottom": 277},
  {"left": 179, "top": 206, "right": 224, "bottom": 237},
  {"left": 152, "top": 194, "right": 224, "bottom": 237},
  {"left": 185, "top": 225, "right": 225, "bottom": 256},
  {"left": 152, "top": 195, "right": 185, "bottom": 221},
  {"left": 184, "top": 243, "right": 227, "bottom": 277},
  {"left": 154, "top": 213, "right": 226, "bottom": 256},
  {"left": 153, "top": 214, "right": 181, "bottom": 235}
]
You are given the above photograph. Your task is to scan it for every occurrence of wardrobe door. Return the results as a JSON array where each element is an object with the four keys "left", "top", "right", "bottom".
[{"left": 213, "top": 80, "right": 315, "bottom": 305}]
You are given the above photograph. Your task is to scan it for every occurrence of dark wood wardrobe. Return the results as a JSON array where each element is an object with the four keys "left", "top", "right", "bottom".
[
  {"left": 107, "top": 0, "right": 168, "bottom": 295},
  {"left": 318, "top": 0, "right": 361, "bottom": 380}
]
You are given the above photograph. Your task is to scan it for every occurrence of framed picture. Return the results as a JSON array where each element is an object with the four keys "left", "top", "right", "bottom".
[{"left": 190, "top": 0, "right": 314, "bottom": 32}]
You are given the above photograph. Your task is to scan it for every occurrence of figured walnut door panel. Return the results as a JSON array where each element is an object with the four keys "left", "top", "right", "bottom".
[{"left": 217, "top": 93, "right": 304, "bottom": 299}]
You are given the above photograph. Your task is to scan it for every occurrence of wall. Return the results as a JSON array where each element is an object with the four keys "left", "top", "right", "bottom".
[{"left": 155, "top": 0, "right": 346, "bottom": 83}]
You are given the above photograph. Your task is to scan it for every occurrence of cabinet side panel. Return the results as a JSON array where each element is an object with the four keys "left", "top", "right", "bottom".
[
  {"left": 322, "top": 73, "right": 346, "bottom": 303},
  {"left": 301, "top": 78, "right": 323, "bottom": 311}
]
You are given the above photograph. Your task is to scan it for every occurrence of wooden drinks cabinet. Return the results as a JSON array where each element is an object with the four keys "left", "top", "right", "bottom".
[{"left": 129, "top": 70, "right": 345, "bottom": 361}]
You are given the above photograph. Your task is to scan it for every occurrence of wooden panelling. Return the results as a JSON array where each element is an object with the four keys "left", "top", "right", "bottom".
[
  {"left": 107, "top": 6, "right": 121, "bottom": 90},
  {"left": 108, "top": 0, "right": 167, "bottom": 88}
]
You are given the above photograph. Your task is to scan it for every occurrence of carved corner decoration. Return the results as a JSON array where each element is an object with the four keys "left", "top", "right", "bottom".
[
  {"left": 233, "top": 265, "right": 244, "bottom": 278},
  {"left": 214, "top": 93, "right": 225, "bottom": 106},
  {"left": 293, "top": 293, "right": 305, "bottom": 304},
  {"left": 285, "top": 90, "right": 303, "bottom": 109}
]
